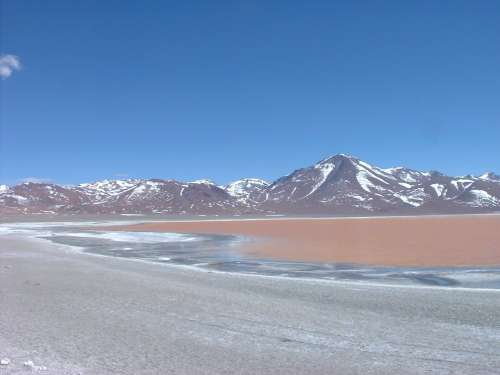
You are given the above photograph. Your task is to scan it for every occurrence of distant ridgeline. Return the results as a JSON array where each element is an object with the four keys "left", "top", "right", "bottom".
[{"left": 1, "top": 154, "right": 499, "bottom": 215}]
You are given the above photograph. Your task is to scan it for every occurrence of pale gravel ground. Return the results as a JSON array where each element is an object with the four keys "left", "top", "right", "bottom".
[{"left": 1, "top": 236, "right": 500, "bottom": 374}]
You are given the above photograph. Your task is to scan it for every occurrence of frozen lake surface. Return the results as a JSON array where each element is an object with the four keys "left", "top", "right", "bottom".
[{"left": 1, "top": 220, "right": 500, "bottom": 289}]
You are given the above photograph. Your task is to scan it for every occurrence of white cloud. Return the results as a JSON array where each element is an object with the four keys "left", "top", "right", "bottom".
[
  {"left": 0, "top": 54, "right": 21, "bottom": 79},
  {"left": 20, "top": 177, "right": 52, "bottom": 184}
]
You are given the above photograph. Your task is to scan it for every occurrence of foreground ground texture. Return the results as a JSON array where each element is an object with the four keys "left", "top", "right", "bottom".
[{"left": 1, "top": 236, "right": 500, "bottom": 374}]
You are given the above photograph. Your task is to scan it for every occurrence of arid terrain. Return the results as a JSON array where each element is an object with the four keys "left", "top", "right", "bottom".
[{"left": 1, "top": 234, "right": 499, "bottom": 374}]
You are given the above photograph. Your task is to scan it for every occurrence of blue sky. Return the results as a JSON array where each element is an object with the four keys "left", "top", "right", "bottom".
[{"left": 1, "top": 1, "right": 499, "bottom": 185}]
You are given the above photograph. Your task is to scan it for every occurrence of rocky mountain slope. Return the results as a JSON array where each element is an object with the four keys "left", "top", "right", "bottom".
[{"left": 1, "top": 154, "right": 499, "bottom": 215}]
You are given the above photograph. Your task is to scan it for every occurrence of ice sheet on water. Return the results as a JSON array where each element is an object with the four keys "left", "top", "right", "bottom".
[
  {"left": 60, "top": 231, "right": 200, "bottom": 243},
  {"left": 0, "top": 220, "right": 202, "bottom": 243}
]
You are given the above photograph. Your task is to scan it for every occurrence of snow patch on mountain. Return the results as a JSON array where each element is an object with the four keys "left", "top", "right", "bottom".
[
  {"left": 354, "top": 160, "right": 393, "bottom": 194},
  {"left": 225, "top": 178, "right": 269, "bottom": 203},
  {"left": 394, "top": 188, "right": 427, "bottom": 207},
  {"left": 466, "top": 190, "right": 500, "bottom": 207},
  {"left": 430, "top": 183, "right": 445, "bottom": 197},
  {"left": 302, "top": 161, "right": 336, "bottom": 198},
  {"left": 356, "top": 170, "right": 390, "bottom": 193},
  {"left": 77, "top": 179, "right": 140, "bottom": 201},
  {"left": 399, "top": 182, "right": 413, "bottom": 189},
  {"left": 383, "top": 167, "right": 423, "bottom": 183},
  {"left": 0, "top": 185, "right": 11, "bottom": 194},
  {"left": 451, "top": 179, "right": 474, "bottom": 191},
  {"left": 479, "top": 172, "right": 500, "bottom": 182},
  {"left": 226, "top": 178, "right": 268, "bottom": 195},
  {"left": 190, "top": 179, "right": 217, "bottom": 186}
]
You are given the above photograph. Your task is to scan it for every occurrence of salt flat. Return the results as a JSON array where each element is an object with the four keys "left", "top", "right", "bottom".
[{"left": 1, "top": 235, "right": 499, "bottom": 374}]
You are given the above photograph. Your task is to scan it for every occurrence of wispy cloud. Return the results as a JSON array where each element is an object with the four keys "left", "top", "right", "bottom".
[
  {"left": 0, "top": 54, "right": 21, "bottom": 79},
  {"left": 20, "top": 177, "right": 52, "bottom": 184}
]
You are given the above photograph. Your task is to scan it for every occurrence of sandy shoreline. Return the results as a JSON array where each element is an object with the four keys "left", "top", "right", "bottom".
[{"left": 102, "top": 215, "right": 500, "bottom": 267}]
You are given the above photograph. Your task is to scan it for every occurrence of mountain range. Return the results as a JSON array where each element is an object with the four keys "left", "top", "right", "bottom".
[{"left": 1, "top": 154, "right": 499, "bottom": 216}]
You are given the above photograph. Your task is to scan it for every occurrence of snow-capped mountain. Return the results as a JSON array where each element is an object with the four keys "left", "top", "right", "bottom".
[
  {"left": 261, "top": 154, "right": 500, "bottom": 213},
  {"left": 479, "top": 172, "right": 500, "bottom": 182},
  {"left": 225, "top": 179, "right": 269, "bottom": 204},
  {"left": 1, "top": 154, "right": 499, "bottom": 215},
  {"left": 0, "top": 182, "right": 90, "bottom": 213},
  {"left": 74, "top": 179, "right": 141, "bottom": 202}
]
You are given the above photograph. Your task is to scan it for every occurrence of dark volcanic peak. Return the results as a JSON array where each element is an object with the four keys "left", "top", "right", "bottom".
[{"left": 1, "top": 154, "right": 499, "bottom": 215}]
